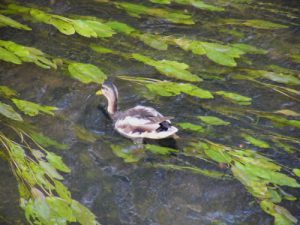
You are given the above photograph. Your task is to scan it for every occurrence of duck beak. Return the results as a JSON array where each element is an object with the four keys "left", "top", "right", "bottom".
[{"left": 96, "top": 90, "right": 103, "bottom": 95}]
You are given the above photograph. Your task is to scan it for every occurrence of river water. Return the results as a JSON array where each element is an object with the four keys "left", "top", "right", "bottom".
[{"left": 0, "top": 0, "right": 300, "bottom": 224}]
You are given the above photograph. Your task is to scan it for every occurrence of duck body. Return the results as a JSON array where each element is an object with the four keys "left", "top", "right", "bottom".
[{"left": 100, "top": 83, "right": 178, "bottom": 142}]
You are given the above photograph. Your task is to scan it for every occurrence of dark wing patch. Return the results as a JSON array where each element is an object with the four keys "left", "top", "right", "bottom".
[{"left": 156, "top": 121, "right": 172, "bottom": 132}]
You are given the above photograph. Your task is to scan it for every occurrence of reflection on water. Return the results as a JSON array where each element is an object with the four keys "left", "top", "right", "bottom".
[{"left": 0, "top": 0, "right": 300, "bottom": 224}]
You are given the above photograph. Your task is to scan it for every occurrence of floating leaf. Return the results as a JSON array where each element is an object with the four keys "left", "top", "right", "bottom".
[
  {"left": 145, "top": 144, "right": 178, "bottom": 155},
  {"left": 215, "top": 91, "right": 252, "bottom": 105},
  {"left": 177, "top": 122, "right": 204, "bottom": 133},
  {"left": 242, "top": 134, "right": 270, "bottom": 148},
  {"left": 68, "top": 63, "right": 107, "bottom": 84},
  {"left": 132, "top": 53, "right": 201, "bottom": 82},
  {"left": 12, "top": 99, "right": 58, "bottom": 116},
  {"left": 198, "top": 116, "right": 230, "bottom": 126},
  {"left": 90, "top": 44, "right": 114, "bottom": 54},
  {"left": 0, "top": 14, "right": 31, "bottom": 30},
  {"left": 0, "top": 101, "right": 23, "bottom": 121}
]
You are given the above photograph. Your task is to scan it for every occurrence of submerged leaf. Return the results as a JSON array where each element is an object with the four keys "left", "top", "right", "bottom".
[
  {"left": 106, "top": 21, "right": 136, "bottom": 34},
  {"left": 198, "top": 116, "right": 230, "bottom": 126},
  {"left": 132, "top": 53, "right": 202, "bottom": 82},
  {"left": 146, "top": 144, "right": 178, "bottom": 155},
  {"left": 145, "top": 81, "right": 213, "bottom": 99},
  {"left": 68, "top": 63, "right": 107, "bottom": 84},
  {"left": 0, "top": 86, "right": 18, "bottom": 98},
  {"left": 154, "top": 163, "right": 227, "bottom": 179},
  {"left": 274, "top": 109, "right": 300, "bottom": 117},
  {"left": 177, "top": 122, "right": 204, "bottom": 133},
  {"left": 137, "top": 33, "right": 168, "bottom": 50},
  {"left": 0, "top": 101, "right": 23, "bottom": 121},
  {"left": 12, "top": 99, "right": 58, "bottom": 116},
  {"left": 115, "top": 2, "right": 194, "bottom": 24},
  {"left": 242, "top": 134, "right": 270, "bottom": 148},
  {"left": 215, "top": 91, "right": 252, "bottom": 105}
]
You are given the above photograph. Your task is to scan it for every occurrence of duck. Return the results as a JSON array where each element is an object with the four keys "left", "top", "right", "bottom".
[{"left": 98, "top": 82, "right": 178, "bottom": 144}]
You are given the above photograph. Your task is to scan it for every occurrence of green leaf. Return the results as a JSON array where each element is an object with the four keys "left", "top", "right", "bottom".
[
  {"left": 145, "top": 81, "right": 213, "bottom": 99},
  {"left": 68, "top": 63, "right": 107, "bottom": 84},
  {"left": 72, "top": 20, "right": 98, "bottom": 37},
  {"left": 30, "top": 132, "right": 68, "bottom": 150},
  {"left": 0, "top": 85, "right": 18, "bottom": 98},
  {"left": 46, "top": 197, "right": 75, "bottom": 221},
  {"left": 232, "top": 43, "right": 267, "bottom": 54},
  {"left": 137, "top": 33, "right": 168, "bottom": 50},
  {"left": 0, "top": 101, "right": 23, "bottom": 121},
  {"left": 90, "top": 44, "right": 114, "bottom": 54},
  {"left": 83, "top": 20, "right": 115, "bottom": 37},
  {"left": 71, "top": 200, "right": 100, "bottom": 225},
  {"left": 236, "top": 162, "right": 300, "bottom": 188},
  {"left": 188, "top": 0, "right": 224, "bottom": 11},
  {"left": 49, "top": 17, "right": 76, "bottom": 35},
  {"left": 0, "top": 14, "right": 31, "bottom": 30},
  {"left": 243, "top": 19, "right": 288, "bottom": 29},
  {"left": 116, "top": 2, "right": 194, "bottom": 25},
  {"left": 106, "top": 21, "right": 136, "bottom": 34},
  {"left": 111, "top": 144, "right": 142, "bottom": 163},
  {"left": 0, "top": 46, "right": 22, "bottom": 64},
  {"left": 46, "top": 152, "right": 71, "bottom": 173},
  {"left": 132, "top": 53, "right": 202, "bottom": 82},
  {"left": 274, "top": 109, "right": 300, "bottom": 117},
  {"left": 215, "top": 91, "right": 252, "bottom": 105},
  {"left": 204, "top": 147, "right": 232, "bottom": 163},
  {"left": 198, "top": 116, "right": 230, "bottom": 126},
  {"left": 154, "top": 163, "right": 227, "bottom": 179},
  {"left": 242, "top": 134, "right": 270, "bottom": 148},
  {"left": 54, "top": 180, "right": 71, "bottom": 200},
  {"left": 12, "top": 99, "right": 58, "bottom": 116},
  {"left": 145, "top": 144, "right": 178, "bottom": 155},
  {"left": 177, "top": 122, "right": 204, "bottom": 132},
  {"left": 293, "top": 169, "right": 300, "bottom": 177},
  {"left": 39, "top": 161, "right": 63, "bottom": 180}
]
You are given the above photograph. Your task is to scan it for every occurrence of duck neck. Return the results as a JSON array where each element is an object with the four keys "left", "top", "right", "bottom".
[{"left": 107, "top": 95, "right": 118, "bottom": 116}]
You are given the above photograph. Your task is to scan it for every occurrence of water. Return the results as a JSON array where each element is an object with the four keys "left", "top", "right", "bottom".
[{"left": 0, "top": 0, "right": 300, "bottom": 224}]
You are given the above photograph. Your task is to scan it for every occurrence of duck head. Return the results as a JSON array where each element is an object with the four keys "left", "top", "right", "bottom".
[{"left": 98, "top": 82, "right": 119, "bottom": 115}]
